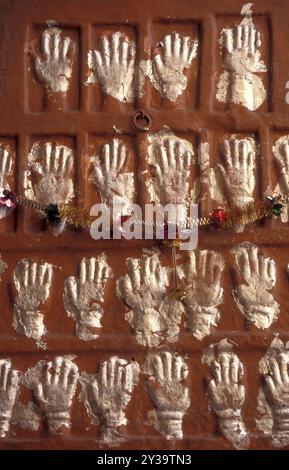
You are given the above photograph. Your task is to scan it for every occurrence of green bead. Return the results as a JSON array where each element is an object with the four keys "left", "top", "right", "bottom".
[{"left": 272, "top": 203, "right": 283, "bottom": 216}]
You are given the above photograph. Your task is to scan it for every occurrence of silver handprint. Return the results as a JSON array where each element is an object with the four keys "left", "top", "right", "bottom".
[
  {"left": 0, "top": 359, "right": 20, "bottom": 438},
  {"left": 24, "top": 356, "right": 78, "bottom": 434},
  {"left": 258, "top": 338, "right": 289, "bottom": 447},
  {"left": 203, "top": 339, "right": 249, "bottom": 449},
  {"left": 144, "top": 351, "right": 190, "bottom": 440},
  {"left": 0, "top": 145, "right": 13, "bottom": 219},
  {"left": 211, "top": 136, "right": 256, "bottom": 208},
  {"left": 80, "top": 356, "right": 140, "bottom": 444},
  {"left": 178, "top": 249, "right": 225, "bottom": 340},
  {"left": 117, "top": 251, "right": 185, "bottom": 347},
  {"left": 149, "top": 32, "right": 198, "bottom": 102},
  {"left": 88, "top": 32, "right": 136, "bottom": 103},
  {"left": 90, "top": 138, "right": 134, "bottom": 217},
  {"left": 34, "top": 27, "right": 75, "bottom": 93},
  {"left": 64, "top": 254, "right": 112, "bottom": 341},
  {"left": 13, "top": 259, "right": 53, "bottom": 345},
  {"left": 231, "top": 243, "right": 280, "bottom": 329},
  {"left": 217, "top": 9, "right": 266, "bottom": 110},
  {"left": 24, "top": 141, "right": 74, "bottom": 206},
  {"left": 273, "top": 136, "right": 289, "bottom": 222},
  {"left": 146, "top": 132, "right": 193, "bottom": 205}
]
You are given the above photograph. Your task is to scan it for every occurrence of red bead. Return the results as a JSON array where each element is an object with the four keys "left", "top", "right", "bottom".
[
  {"left": 210, "top": 208, "right": 226, "bottom": 228},
  {"left": 0, "top": 189, "right": 16, "bottom": 209}
]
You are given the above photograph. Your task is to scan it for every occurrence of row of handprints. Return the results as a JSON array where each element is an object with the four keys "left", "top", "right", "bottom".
[
  {"left": 0, "top": 244, "right": 285, "bottom": 347},
  {"left": 29, "top": 5, "right": 267, "bottom": 110},
  {"left": 0, "top": 339, "right": 288, "bottom": 449}
]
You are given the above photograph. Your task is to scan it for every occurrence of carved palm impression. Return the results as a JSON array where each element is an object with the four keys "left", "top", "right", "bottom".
[
  {"left": 80, "top": 356, "right": 140, "bottom": 443},
  {"left": 146, "top": 131, "right": 194, "bottom": 205},
  {"left": 231, "top": 242, "right": 280, "bottom": 329},
  {"left": 88, "top": 32, "right": 136, "bottom": 103},
  {"left": 202, "top": 339, "right": 249, "bottom": 450},
  {"left": 273, "top": 135, "right": 289, "bottom": 222},
  {"left": 33, "top": 27, "right": 75, "bottom": 94},
  {"left": 24, "top": 141, "right": 74, "bottom": 206},
  {"left": 143, "top": 351, "right": 190, "bottom": 440},
  {"left": 257, "top": 338, "right": 289, "bottom": 448},
  {"left": 90, "top": 138, "right": 135, "bottom": 217},
  {"left": 216, "top": 7, "right": 267, "bottom": 111},
  {"left": 63, "top": 254, "right": 112, "bottom": 341},
  {"left": 117, "top": 251, "right": 185, "bottom": 347},
  {"left": 0, "top": 359, "right": 20, "bottom": 438},
  {"left": 24, "top": 356, "right": 79, "bottom": 434},
  {"left": 13, "top": 259, "right": 53, "bottom": 346},
  {"left": 178, "top": 249, "right": 225, "bottom": 340}
]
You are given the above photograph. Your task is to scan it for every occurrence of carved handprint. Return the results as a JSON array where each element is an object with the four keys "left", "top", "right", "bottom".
[
  {"left": 34, "top": 27, "right": 75, "bottom": 93},
  {"left": 64, "top": 254, "right": 112, "bottom": 341},
  {"left": 0, "top": 146, "right": 13, "bottom": 219},
  {"left": 90, "top": 139, "right": 134, "bottom": 216},
  {"left": 146, "top": 133, "right": 193, "bottom": 205},
  {"left": 217, "top": 13, "right": 266, "bottom": 110},
  {"left": 144, "top": 351, "right": 190, "bottom": 440},
  {"left": 222, "top": 23, "right": 265, "bottom": 74},
  {"left": 88, "top": 32, "right": 136, "bottom": 103},
  {"left": 25, "top": 142, "right": 74, "bottom": 206},
  {"left": 258, "top": 339, "right": 289, "bottom": 447},
  {"left": 213, "top": 136, "right": 256, "bottom": 208},
  {"left": 178, "top": 250, "right": 225, "bottom": 340},
  {"left": 231, "top": 243, "right": 280, "bottom": 329},
  {"left": 151, "top": 32, "right": 198, "bottom": 102},
  {"left": 117, "top": 252, "right": 185, "bottom": 347},
  {"left": 273, "top": 136, "right": 289, "bottom": 222},
  {"left": 26, "top": 357, "right": 78, "bottom": 434},
  {"left": 203, "top": 339, "right": 249, "bottom": 450},
  {"left": 13, "top": 259, "right": 53, "bottom": 344},
  {"left": 0, "top": 359, "right": 20, "bottom": 438},
  {"left": 80, "top": 356, "right": 140, "bottom": 443}
]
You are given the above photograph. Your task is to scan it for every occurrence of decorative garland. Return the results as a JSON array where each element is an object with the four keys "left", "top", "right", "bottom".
[
  {"left": 1, "top": 188, "right": 287, "bottom": 302},
  {"left": 0, "top": 188, "right": 287, "bottom": 230}
]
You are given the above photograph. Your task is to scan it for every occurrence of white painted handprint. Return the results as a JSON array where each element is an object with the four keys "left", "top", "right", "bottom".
[
  {"left": 217, "top": 5, "right": 266, "bottom": 110},
  {"left": 88, "top": 32, "right": 136, "bottom": 103},
  {"left": 64, "top": 254, "right": 112, "bottom": 341},
  {"left": 90, "top": 138, "right": 134, "bottom": 217},
  {"left": 144, "top": 351, "right": 190, "bottom": 440},
  {"left": 178, "top": 249, "right": 225, "bottom": 340},
  {"left": 231, "top": 243, "right": 279, "bottom": 328},
  {"left": 34, "top": 27, "right": 75, "bottom": 93},
  {"left": 203, "top": 339, "right": 249, "bottom": 449},
  {"left": 80, "top": 356, "right": 140, "bottom": 444}
]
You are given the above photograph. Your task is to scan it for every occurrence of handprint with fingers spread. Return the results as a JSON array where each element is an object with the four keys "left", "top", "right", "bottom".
[
  {"left": 0, "top": 359, "right": 20, "bottom": 438},
  {"left": 33, "top": 27, "right": 75, "bottom": 93},
  {"left": 178, "top": 249, "right": 225, "bottom": 340},
  {"left": 231, "top": 242, "right": 280, "bottom": 328},
  {"left": 25, "top": 356, "right": 78, "bottom": 434},
  {"left": 217, "top": 16, "right": 266, "bottom": 110},
  {"left": 0, "top": 146, "right": 13, "bottom": 219},
  {"left": 273, "top": 136, "right": 289, "bottom": 222},
  {"left": 25, "top": 142, "right": 74, "bottom": 206},
  {"left": 258, "top": 339, "right": 289, "bottom": 447},
  {"left": 203, "top": 339, "right": 249, "bottom": 449},
  {"left": 146, "top": 133, "right": 193, "bottom": 205},
  {"left": 212, "top": 136, "right": 256, "bottom": 208},
  {"left": 149, "top": 32, "right": 198, "bottom": 102},
  {"left": 88, "top": 32, "right": 136, "bottom": 103},
  {"left": 90, "top": 139, "right": 134, "bottom": 216},
  {"left": 144, "top": 351, "right": 190, "bottom": 439},
  {"left": 80, "top": 356, "right": 140, "bottom": 443},
  {"left": 117, "top": 251, "right": 185, "bottom": 347},
  {"left": 13, "top": 259, "right": 53, "bottom": 344},
  {"left": 64, "top": 254, "right": 112, "bottom": 341}
]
